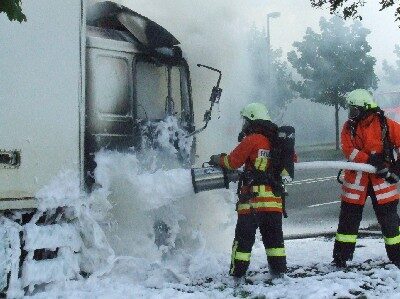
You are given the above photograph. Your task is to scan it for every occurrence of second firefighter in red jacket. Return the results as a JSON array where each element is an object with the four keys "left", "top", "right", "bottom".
[
  {"left": 209, "top": 102, "right": 287, "bottom": 278},
  {"left": 334, "top": 89, "right": 400, "bottom": 268}
]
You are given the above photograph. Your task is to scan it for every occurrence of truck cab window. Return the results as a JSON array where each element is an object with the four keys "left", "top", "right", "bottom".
[
  {"left": 135, "top": 60, "right": 189, "bottom": 123},
  {"left": 180, "top": 67, "right": 191, "bottom": 126},
  {"left": 92, "top": 56, "right": 132, "bottom": 116},
  {"left": 136, "top": 61, "right": 168, "bottom": 120},
  {"left": 169, "top": 66, "right": 181, "bottom": 117}
]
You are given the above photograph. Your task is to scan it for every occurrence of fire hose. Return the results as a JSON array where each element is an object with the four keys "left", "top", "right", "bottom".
[
  {"left": 191, "top": 161, "right": 378, "bottom": 194},
  {"left": 294, "top": 161, "right": 376, "bottom": 173}
]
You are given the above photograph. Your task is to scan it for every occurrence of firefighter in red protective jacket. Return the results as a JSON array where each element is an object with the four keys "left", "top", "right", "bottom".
[
  {"left": 333, "top": 89, "right": 400, "bottom": 268},
  {"left": 209, "top": 102, "right": 287, "bottom": 278}
]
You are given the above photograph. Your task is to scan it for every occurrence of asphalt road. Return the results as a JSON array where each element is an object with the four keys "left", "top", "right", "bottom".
[{"left": 283, "top": 168, "right": 379, "bottom": 237}]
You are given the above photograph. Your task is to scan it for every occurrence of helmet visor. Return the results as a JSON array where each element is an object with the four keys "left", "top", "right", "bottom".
[
  {"left": 242, "top": 117, "right": 250, "bottom": 131},
  {"left": 348, "top": 105, "right": 362, "bottom": 120}
]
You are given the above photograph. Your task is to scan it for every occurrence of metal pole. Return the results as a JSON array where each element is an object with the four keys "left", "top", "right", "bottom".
[
  {"left": 266, "top": 16, "right": 271, "bottom": 106},
  {"left": 266, "top": 12, "right": 280, "bottom": 107}
]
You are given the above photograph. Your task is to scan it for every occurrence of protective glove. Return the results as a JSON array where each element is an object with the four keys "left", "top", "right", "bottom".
[
  {"left": 386, "top": 160, "right": 400, "bottom": 184},
  {"left": 368, "top": 153, "right": 389, "bottom": 179},
  {"left": 281, "top": 175, "right": 292, "bottom": 184},
  {"left": 385, "top": 172, "right": 400, "bottom": 184},
  {"left": 209, "top": 154, "right": 221, "bottom": 166},
  {"left": 281, "top": 169, "right": 292, "bottom": 184}
]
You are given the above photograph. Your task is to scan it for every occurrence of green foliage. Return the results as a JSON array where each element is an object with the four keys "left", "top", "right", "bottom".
[
  {"left": 383, "top": 45, "right": 400, "bottom": 85},
  {"left": 310, "top": 0, "right": 400, "bottom": 26},
  {"left": 247, "top": 26, "right": 295, "bottom": 115},
  {"left": 0, "top": 0, "right": 26, "bottom": 22},
  {"left": 287, "top": 16, "right": 377, "bottom": 108}
]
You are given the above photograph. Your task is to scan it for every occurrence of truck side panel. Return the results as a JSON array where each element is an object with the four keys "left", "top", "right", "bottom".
[{"left": 0, "top": 0, "right": 85, "bottom": 200}]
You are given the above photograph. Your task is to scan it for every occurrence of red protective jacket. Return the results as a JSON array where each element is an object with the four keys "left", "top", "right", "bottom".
[
  {"left": 341, "top": 114, "right": 400, "bottom": 205},
  {"left": 218, "top": 133, "right": 282, "bottom": 214}
]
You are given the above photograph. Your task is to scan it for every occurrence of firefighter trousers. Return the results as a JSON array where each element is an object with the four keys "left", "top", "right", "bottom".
[
  {"left": 230, "top": 212, "right": 287, "bottom": 277},
  {"left": 333, "top": 182, "right": 400, "bottom": 264}
]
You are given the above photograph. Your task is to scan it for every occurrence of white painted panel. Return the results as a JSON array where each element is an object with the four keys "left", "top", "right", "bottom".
[{"left": 0, "top": 0, "right": 85, "bottom": 199}]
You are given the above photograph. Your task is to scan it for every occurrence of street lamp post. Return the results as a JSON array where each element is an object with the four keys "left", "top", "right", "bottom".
[{"left": 266, "top": 12, "right": 280, "bottom": 106}]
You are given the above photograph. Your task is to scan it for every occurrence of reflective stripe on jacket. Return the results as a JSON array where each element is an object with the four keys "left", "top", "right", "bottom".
[
  {"left": 219, "top": 133, "right": 282, "bottom": 214},
  {"left": 341, "top": 114, "right": 400, "bottom": 205}
]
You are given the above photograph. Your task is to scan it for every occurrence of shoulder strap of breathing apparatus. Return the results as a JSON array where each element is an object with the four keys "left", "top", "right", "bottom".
[
  {"left": 378, "top": 110, "right": 395, "bottom": 164},
  {"left": 347, "top": 110, "right": 393, "bottom": 162}
]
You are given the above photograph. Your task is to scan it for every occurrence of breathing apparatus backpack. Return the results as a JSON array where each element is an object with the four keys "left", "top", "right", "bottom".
[
  {"left": 273, "top": 126, "right": 296, "bottom": 181},
  {"left": 239, "top": 124, "right": 296, "bottom": 187},
  {"left": 236, "top": 125, "right": 295, "bottom": 218},
  {"left": 253, "top": 125, "right": 296, "bottom": 184}
]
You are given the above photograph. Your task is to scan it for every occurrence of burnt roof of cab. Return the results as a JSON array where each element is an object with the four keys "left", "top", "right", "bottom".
[{"left": 87, "top": 1, "right": 180, "bottom": 49}]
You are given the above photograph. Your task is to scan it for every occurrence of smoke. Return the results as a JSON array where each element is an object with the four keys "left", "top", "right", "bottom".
[
  {"left": 129, "top": 0, "right": 382, "bottom": 150},
  {"left": 244, "top": 1, "right": 398, "bottom": 145},
  {"left": 88, "top": 0, "right": 398, "bottom": 151},
  {"left": 281, "top": 99, "right": 347, "bottom": 146},
  {"left": 111, "top": 0, "right": 256, "bottom": 163},
  {"left": 247, "top": 0, "right": 398, "bottom": 65}
]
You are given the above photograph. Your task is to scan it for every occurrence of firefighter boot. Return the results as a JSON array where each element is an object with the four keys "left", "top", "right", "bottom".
[
  {"left": 268, "top": 257, "right": 287, "bottom": 278},
  {"left": 230, "top": 260, "right": 249, "bottom": 278},
  {"left": 332, "top": 244, "right": 352, "bottom": 268},
  {"left": 332, "top": 257, "right": 347, "bottom": 268},
  {"left": 268, "top": 266, "right": 285, "bottom": 278}
]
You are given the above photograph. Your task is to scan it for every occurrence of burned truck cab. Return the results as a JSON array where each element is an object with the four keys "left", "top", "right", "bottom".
[
  {"left": 0, "top": 1, "right": 223, "bottom": 292},
  {"left": 85, "top": 2, "right": 194, "bottom": 187}
]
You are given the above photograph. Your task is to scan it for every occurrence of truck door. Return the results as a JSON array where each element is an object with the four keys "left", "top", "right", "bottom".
[
  {"left": 85, "top": 47, "right": 194, "bottom": 187},
  {"left": 85, "top": 47, "right": 136, "bottom": 187}
]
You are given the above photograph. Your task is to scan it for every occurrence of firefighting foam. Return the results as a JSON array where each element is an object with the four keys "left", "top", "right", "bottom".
[
  {"left": 21, "top": 151, "right": 236, "bottom": 289},
  {"left": 84, "top": 118, "right": 235, "bottom": 266},
  {"left": 91, "top": 150, "right": 239, "bottom": 279}
]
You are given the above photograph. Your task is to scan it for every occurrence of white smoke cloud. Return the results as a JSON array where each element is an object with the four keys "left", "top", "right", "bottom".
[
  {"left": 112, "top": 0, "right": 257, "bottom": 163},
  {"left": 88, "top": 0, "right": 398, "bottom": 152},
  {"left": 247, "top": 0, "right": 398, "bottom": 66}
]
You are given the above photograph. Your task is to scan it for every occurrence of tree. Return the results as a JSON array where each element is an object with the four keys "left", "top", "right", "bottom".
[
  {"left": 383, "top": 45, "right": 400, "bottom": 85},
  {"left": 0, "top": 0, "right": 26, "bottom": 22},
  {"left": 310, "top": 0, "right": 400, "bottom": 27},
  {"left": 380, "top": 45, "right": 400, "bottom": 107},
  {"left": 288, "top": 17, "right": 378, "bottom": 149},
  {"left": 247, "top": 26, "right": 295, "bottom": 117},
  {"left": 270, "top": 48, "right": 296, "bottom": 117}
]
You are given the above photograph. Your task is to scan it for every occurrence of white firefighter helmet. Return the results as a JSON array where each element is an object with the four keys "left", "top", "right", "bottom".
[
  {"left": 240, "top": 102, "right": 271, "bottom": 121},
  {"left": 346, "top": 89, "right": 378, "bottom": 110}
]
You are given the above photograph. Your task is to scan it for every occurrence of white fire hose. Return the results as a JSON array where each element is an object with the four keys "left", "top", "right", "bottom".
[
  {"left": 295, "top": 161, "right": 377, "bottom": 174},
  {"left": 191, "top": 161, "right": 379, "bottom": 194}
]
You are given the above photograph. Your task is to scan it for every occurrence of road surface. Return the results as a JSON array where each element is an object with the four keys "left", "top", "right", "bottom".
[{"left": 284, "top": 168, "right": 379, "bottom": 237}]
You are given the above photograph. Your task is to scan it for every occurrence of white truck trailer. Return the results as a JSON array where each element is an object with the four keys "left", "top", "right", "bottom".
[{"left": 0, "top": 0, "right": 219, "bottom": 294}]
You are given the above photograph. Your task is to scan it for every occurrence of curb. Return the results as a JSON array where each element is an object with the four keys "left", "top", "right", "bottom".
[{"left": 285, "top": 229, "right": 381, "bottom": 240}]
